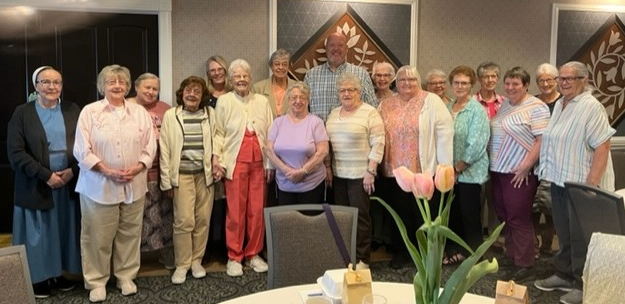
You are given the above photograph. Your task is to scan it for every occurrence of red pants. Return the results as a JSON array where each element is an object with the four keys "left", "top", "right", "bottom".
[{"left": 224, "top": 160, "right": 266, "bottom": 262}]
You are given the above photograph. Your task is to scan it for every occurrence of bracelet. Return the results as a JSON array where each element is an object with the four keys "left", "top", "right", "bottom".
[
  {"left": 366, "top": 167, "right": 377, "bottom": 176},
  {"left": 302, "top": 168, "right": 309, "bottom": 175}
]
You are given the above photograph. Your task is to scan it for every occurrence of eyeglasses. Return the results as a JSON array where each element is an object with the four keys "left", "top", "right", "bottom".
[
  {"left": 373, "top": 73, "right": 392, "bottom": 79},
  {"left": 396, "top": 78, "right": 418, "bottom": 84},
  {"left": 105, "top": 79, "right": 127, "bottom": 86},
  {"left": 556, "top": 76, "right": 584, "bottom": 84},
  {"left": 428, "top": 81, "right": 446, "bottom": 87},
  {"left": 231, "top": 74, "right": 250, "bottom": 80},
  {"left": 452, "top": 81, "right": 471, "bottom": 87},
  {"left": 184, "top": 87, "right": 202, "bottom": 95},
  {"left": 38, "top": 79, "right": 63, "bottom": 87},
  {"left": 537, "top": 78, "right": 556, "bottom": 85},
  {"left": 338, "top": 87, "right": 358, "bottom": 94},
  {"left": 289, "top": 94, "right": 307, "bottom": 101}
]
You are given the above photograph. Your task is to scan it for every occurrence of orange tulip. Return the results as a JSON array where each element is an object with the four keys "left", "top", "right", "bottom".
[
  {"left": 434, "top": 164, "right": 455, "bottom": 193},
  {"left": 393, "top": 166, "right": 415, "bottom": 193},
  {"left": 413, "top": 170, "right": 434, "bottom": 200}
]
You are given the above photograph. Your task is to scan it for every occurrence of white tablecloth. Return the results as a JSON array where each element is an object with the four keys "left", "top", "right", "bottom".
[{"left": 218, "top": 281, "right": 494, "bottom": 304}]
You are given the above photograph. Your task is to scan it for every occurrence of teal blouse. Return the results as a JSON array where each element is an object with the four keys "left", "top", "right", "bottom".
[{"left": 447, "top": 97, "right": 490, "bottom": 184}]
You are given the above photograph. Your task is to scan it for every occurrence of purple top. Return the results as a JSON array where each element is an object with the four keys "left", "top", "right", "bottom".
[{"left": 268, "top": 114, "right": 329, "bottom": 192}]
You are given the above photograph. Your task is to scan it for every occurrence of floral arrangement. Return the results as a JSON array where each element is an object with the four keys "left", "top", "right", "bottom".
[{"left": 372, "top": 164, "right": 504, "bottom": 304}]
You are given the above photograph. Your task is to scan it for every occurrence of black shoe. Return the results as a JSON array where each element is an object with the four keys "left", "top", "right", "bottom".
[
  {"left": 389, "top": 251, "right": 410, "bottom": 269},
  {"left": 51, "top": 276, "right": 75, "bottom": 292},
  {"left": 497, "top": 257, "right": 516, "bottom": 268},
  {"left": 33, "top": 280, "right": 51, "bottom": 299},
  {"left": 505, "top": 266, "right": 535, "bottom": 282}
]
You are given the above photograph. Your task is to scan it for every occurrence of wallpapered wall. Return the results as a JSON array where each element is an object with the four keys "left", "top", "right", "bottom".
[{"left": 171, "top": 0, "right": 622, "bottom": 100}]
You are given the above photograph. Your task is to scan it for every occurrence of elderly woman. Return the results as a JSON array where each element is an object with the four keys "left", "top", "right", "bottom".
[
  {"left": 74, "top": 65, "right": 156, "bottom": 302},
  {"left": 253, "top": 49, "right": 297, "bottom": 207},
  {"left": 425, "top": 68, "right": 451, "bottom": 104},
  {"left": 326, "top": 72, "right": 385, "bottom": 267},
  {"left": 534, "top": 61, "right": 615, "bottom": 304},
  {"left": 443, "top": 66, "right": 490, "bottom": 265},
  {"left": 252, "top": 48, "right": 297, "bottom": 117},
  {"left": 212, "top": 59, "right": 274, "bottom": 277},
  {"left": 532, "top": 63, "right": 561, "bottom": 258},
  {"left": 160, "top": 76, "right": 215, "bottom": 285},
  {"left": 371, "top": 62, "right": 395, "bottom": 101},
  {"left": 7, "top": 66, "right": 81, "bottom": 298},
  {"left": 378, "top": 65, "right": 453, "bottom": 269},
  {"left": 127, "top": 73, "right": 174, "bottom": 269},
  {"left": 266, "top": 82, "right": 328, "bottom": 204},
  {"left": 489, "top": 67, "right": 550, "bottom": 282}
]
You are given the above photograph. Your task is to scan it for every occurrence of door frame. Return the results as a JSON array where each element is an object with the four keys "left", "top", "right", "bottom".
[{"left": 0, "top": 0, "right": 173, "bottom": 105}]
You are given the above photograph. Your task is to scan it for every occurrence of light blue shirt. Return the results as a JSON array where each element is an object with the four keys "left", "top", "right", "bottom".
[{"left": 447, "top": 97, "right": 490, "bottom": 184}]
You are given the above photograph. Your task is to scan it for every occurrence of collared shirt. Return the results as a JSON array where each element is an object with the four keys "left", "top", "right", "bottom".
[
  {"left": 447, "top": 97, "right": 490, "bottom": 184},
  {"left": 74, "top": 98, "right": 157, "bottom": 204},
  {"left": 304, "top": 62, "right": 377, "bottom": 121},
  {"left": 539, "top": 91, "right": 615, "bottom": 190},
  {"left": 213, "top": 91, "right": 274, "bottom": 180},
  {"left": 489, "top": 96, "right": 550, "bottom": 174},
  {"left": 474, "top": 90, "right": 506, "bottom": 119}
]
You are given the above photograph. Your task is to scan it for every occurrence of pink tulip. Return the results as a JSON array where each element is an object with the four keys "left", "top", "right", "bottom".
[
  {"left": 434, "top": 164, "right": 455, "bottom": 193},
  {"left": 393, "top": 166, "right": 415, "bottom": 192},
  {"left": 413, "top": 170, "right": 434, "bottom": 200}
]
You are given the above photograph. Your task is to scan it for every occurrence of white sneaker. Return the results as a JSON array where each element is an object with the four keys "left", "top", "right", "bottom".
[
  {"left": 116, "top": 280, "right": 137, "bottom": 296},
  {"left": 89, "top": 287, "right": 106, "bottom": 303},
  {"left": 171, "top": 268, "right": 188, "bottom": 284},
  {"left": 191, "top": 261, "right": 206, "bottom": 278},
  {"left": 246, "top": 255, "right": 268, "bottom": 273},
  {"left": 226, "top": 260, "right": 243, "bottom": 277}
]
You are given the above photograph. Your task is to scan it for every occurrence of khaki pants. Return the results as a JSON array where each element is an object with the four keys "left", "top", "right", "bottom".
[
  {"left": 80, "top": 194, "right": 145, "bottom": 290},
  {"left": 173, "top": 173, "right": 214, "bottom": 269}
]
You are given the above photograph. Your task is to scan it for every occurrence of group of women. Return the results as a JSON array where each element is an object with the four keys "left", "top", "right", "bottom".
[{"left": 7, "top": 51, "right": 615, "bottom": 304}]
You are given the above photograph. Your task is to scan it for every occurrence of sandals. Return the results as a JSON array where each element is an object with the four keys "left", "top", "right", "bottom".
[{"left": 443, "top": 253, "right": 466, "bottom": 266}]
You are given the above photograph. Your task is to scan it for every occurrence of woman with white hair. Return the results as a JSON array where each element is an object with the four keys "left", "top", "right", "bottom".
[
  {"left": 377, "top": 65, "right": 454, "bottom": 269},
  {"left": 74, "top": 64, "right": 156, "bottom": 302},
  {"left": 326, "top": 72, "right": 385, "bottom": 267},
  {"left": 212, "top": 59, "right": 274, "bottom": 277},
  {"left": 425, "top": 68, "right": 451, "bottom": 104},
  {"left": 531, "top": 63, "right": 560, "bottom": 259},
  {"left": 371, "top": 61, "right": 396, "bottom": 101},
  {"left": 535, "top": 61, "right": 615, "bottom": 304}
]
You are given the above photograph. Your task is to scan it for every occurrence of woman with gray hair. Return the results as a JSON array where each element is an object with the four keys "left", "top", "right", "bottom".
[
  {"left": 425, "top": 68, "right": 451, "bottom": 104},
  {"left": 252, "top": 49, "right": 297, "bottom": 207},
  {"left": 252, "top": 48, "right": 296, "bottom": 117},
  {"left": 212, "top": 59, "right": 274, "bottom": 277},
  {"left": 74, "top": 64, "right": 157, "bottom": 302},
  {"left": 371, "top": 61, "right": 396, "bottom": 101},
  {"left": 531, "top": 62, "right": 560, "bottom": 259},
  {"left": 535, "top": 61, "right": 615, "bottom": 304},
  {"left": 266, "top": 81, "right": 329, "bottom": 204},
  {"left": 326, "top": 72, "right": 385, "bottom": 267},
  {"left": 127, "top": 73, "right": 175, "bottom": 270},
  {"left": 377, "top": 65, "right": 453, "bottom": 269}
]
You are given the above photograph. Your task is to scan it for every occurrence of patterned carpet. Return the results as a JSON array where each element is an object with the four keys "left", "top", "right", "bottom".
[{"left": 35, "top": 250, "right": 565, "bottom": 304}]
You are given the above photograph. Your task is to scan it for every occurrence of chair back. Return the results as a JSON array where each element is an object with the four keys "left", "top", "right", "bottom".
[
  {"left": 0, "top": 245, "right": 36, "bottom": 304},
  {"left": 264, "top": 204, "right": 358, "bottom": 289},
  {"left": 583, "top": 233, "right": 625, "bottom": 304},
  {"left": 565, "top": 181, "right": 625, "bottom": 245}
]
